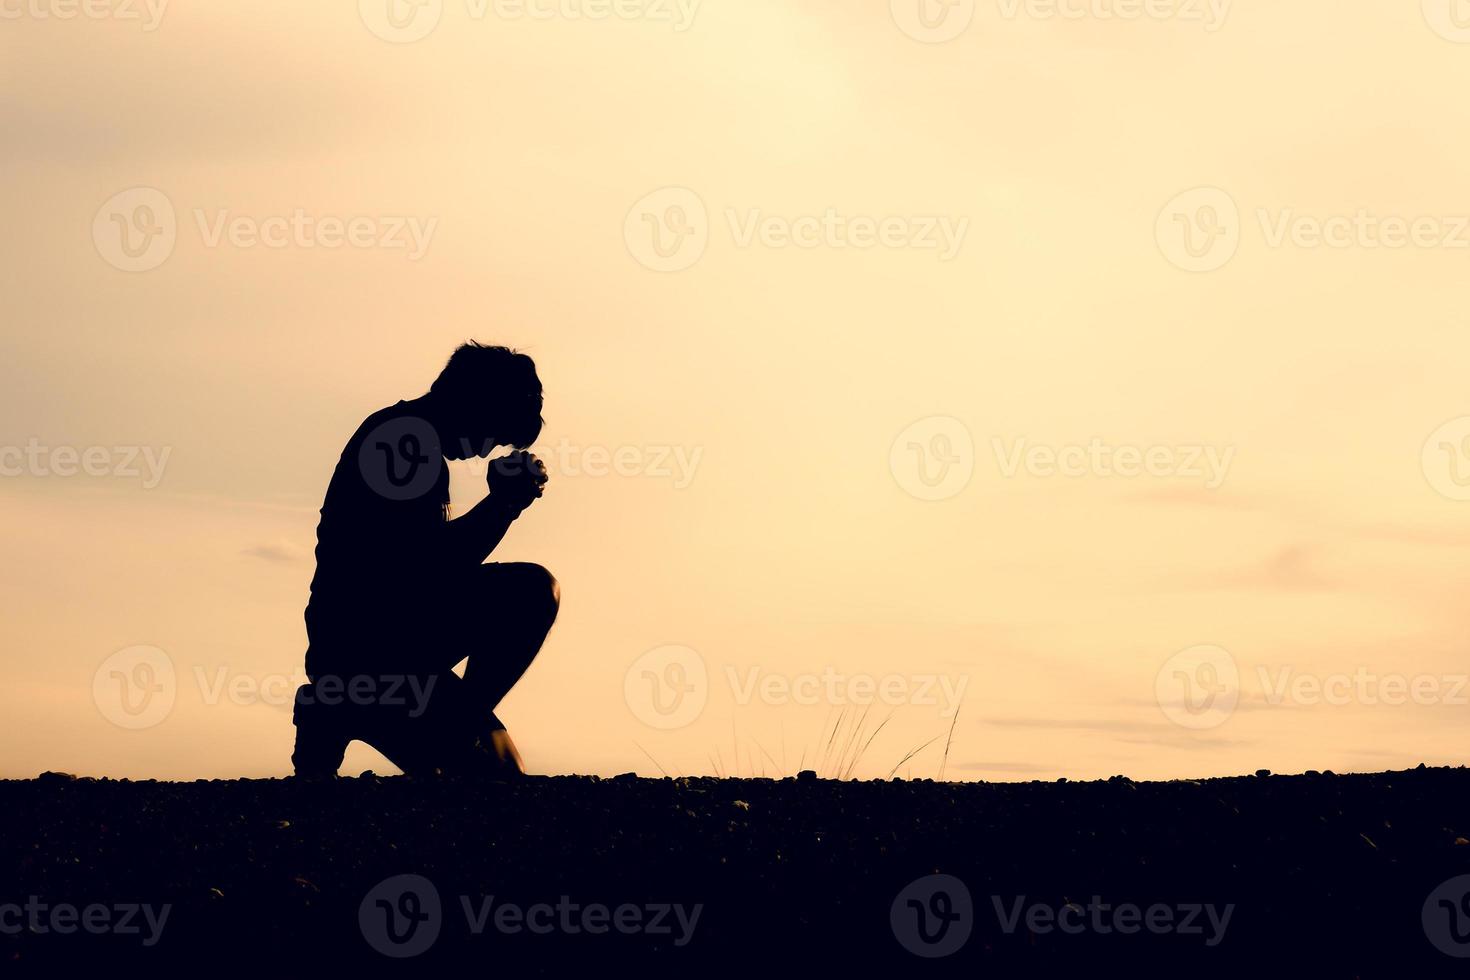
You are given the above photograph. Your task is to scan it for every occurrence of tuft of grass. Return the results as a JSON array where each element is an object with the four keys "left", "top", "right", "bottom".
[
  {"left": 634, "top": 741, "right": 674, "bottom": 778},
  {"left": 887, "top": 735, "right": 943, "bottom": 780},
  {"left": 938, "top": 707, "right": 961, "bottom": 782},
  {"left": 651, "top": 688, "right": 968, "bottom": 782}
]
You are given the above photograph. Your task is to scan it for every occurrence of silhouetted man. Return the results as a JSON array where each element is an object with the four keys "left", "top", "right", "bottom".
[{"left": 292, "top": 343, "right": 558, "bottom": 777}]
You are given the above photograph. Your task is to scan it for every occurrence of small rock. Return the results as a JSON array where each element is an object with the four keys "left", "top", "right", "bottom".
[
  {"left": 797, "top": 770, "right": 817, "bottom": 782},
  {"left": 1255, "top": 769, "right": 1272, "bottom": 778}
]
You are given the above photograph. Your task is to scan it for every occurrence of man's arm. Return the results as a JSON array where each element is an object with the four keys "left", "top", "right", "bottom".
[
  {"left": 440, "top": 496, "right": 521, "bottom": 567},
  {"left": 439, "top": 449, "right": 548, "bottom": 567}
]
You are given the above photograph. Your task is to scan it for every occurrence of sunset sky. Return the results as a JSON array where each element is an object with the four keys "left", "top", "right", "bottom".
[{"left": 4, "top": 0, "right": 1470, "bottom": 781}]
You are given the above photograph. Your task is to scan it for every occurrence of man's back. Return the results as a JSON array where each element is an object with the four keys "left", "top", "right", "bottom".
[{"left": 305, "top": 402, "right": 449, "bottom": 674}]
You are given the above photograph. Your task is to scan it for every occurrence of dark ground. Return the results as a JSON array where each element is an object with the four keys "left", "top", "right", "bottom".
[{"left": 4, "top": 766, "right": 1470, "bottom": 975}]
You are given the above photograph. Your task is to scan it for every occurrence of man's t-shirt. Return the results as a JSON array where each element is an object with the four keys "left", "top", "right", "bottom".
[{"left": 305, "top": 403, "right": 449, "bottom": 672}]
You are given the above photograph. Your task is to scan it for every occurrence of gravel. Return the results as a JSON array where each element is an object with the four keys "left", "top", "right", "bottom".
[{"left": 4, "top": 765, "right": 1468, "bottom": 973}]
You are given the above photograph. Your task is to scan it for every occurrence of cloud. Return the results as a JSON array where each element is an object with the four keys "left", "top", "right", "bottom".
[
  {"left": 1132, "top": 487, "right": 1470, "bottom": 552},
  {"left": 982, "top": 715, "right": 1253, "bottom": 751},
  {"left": 1162, "top": 544, "right": 1339, "bottom": 594},
  {"left": 241, "top": 540, "right": 307, "bottom": 563}
]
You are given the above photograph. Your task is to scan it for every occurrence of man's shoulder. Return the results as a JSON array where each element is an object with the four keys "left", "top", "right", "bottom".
[
  {"left": 338, "top": 401, "right": 447, "bottom": 461},
  {"left": 346, "top": 401, "right": 415, "bottom": 447},
  {"left": 331, "top": 401, "right": 446, "bottom": 507}
]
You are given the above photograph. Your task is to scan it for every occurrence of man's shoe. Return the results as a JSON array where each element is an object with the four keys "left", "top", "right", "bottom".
[
  {"left": 291, "top": 683, "right": 350, "bottom": 777},
  {"left": 462, "top": 714, "right": 526, "bottom": 778}
]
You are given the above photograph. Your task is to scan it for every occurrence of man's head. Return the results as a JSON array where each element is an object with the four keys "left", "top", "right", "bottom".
[{"left": 429, "top": 342, "right": 543, "bottom": 459}]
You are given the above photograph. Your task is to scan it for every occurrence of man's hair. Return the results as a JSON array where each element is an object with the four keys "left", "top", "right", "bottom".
[{"left": 431, "top": 342, "right": 541, "bottom": 403}]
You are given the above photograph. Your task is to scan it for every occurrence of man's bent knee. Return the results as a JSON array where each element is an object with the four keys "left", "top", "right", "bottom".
[
  {"left": 529, "top": 563, "right": 560, "bottom": 624},
  {"left": 495, "top": 562, "right": 559, "bottom": 625}
]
